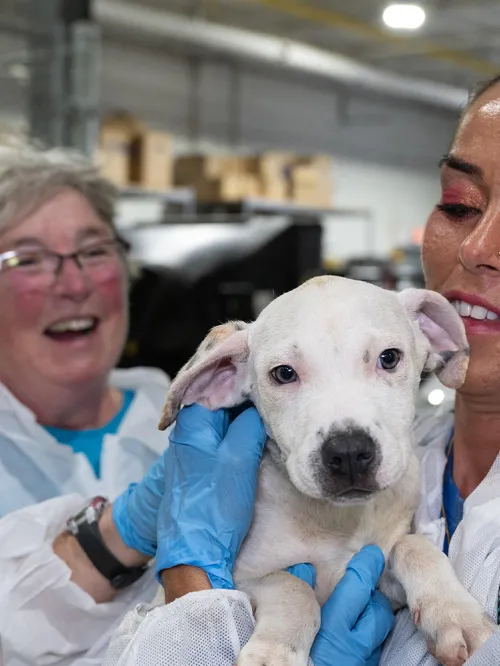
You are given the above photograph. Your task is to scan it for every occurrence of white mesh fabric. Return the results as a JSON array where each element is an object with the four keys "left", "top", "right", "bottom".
[
  {"left": 104, "top": 589, "right": 316, "bottom": 666},
  {"left": 381, "top": 608, "right": 500, "bottom": 666},
  {"left": 103, "top": 590, "right": 256, "bottom": 666}
]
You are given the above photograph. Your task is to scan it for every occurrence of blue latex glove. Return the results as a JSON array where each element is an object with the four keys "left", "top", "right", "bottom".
[
  {"left": 112, "top": 446, "right": 168, "bottom": 557},
  {"left": 290, "top": 546, "right": 394, "bottom": 666},
  {"left": 155, "top": 403, "right": 267, "bottom": 589}
]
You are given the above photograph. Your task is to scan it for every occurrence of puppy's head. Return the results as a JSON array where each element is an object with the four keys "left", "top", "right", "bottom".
[{"left": 159, "top": 276, "right": 468, "bottom": 506}]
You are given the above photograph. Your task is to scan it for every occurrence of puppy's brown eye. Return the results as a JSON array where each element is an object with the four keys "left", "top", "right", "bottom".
[
  {"left": 377, "top": 348, "right": 402, "bottom": 371},
  {"left": 271, "top": 365, "right": 298, "bottom": 384}
]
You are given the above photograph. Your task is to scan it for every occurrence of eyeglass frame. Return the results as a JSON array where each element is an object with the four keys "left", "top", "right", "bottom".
[{"left": 0, "top": 237, "right": 129, "bottom": 279}]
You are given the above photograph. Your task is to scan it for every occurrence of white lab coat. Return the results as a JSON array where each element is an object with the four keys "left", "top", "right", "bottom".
[
  {"left": 103, "top": 407, "right": 500, "bottom": 666},
  {"left": 0, "top": 367, "right": 171, "bottom": 666}
]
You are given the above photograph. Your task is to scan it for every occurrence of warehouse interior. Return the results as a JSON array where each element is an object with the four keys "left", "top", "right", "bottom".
[{"left": 0, "top": 0, "right": 497, "bottom": 408}]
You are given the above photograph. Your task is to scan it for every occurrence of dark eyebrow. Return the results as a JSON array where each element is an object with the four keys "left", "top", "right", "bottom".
[{"left": 439, "top": 154, "right": 483, "bottom": 179}]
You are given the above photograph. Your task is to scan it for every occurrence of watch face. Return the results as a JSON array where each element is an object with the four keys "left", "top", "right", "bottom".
[{"left": 67, "top": 496, "right": 109, "bottom": 532}]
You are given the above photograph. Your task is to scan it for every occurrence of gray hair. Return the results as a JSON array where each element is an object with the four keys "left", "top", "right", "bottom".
[{"left": 0, "top": 140, "right": 118, "bottom": 234}]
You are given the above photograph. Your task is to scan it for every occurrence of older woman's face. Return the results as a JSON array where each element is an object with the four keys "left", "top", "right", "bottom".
[
  {"left": 422, "top": 84, "right": 500, "bottom": 395},
  {"left": 0, "top": 189, "right": 128, "bottom": 389}
]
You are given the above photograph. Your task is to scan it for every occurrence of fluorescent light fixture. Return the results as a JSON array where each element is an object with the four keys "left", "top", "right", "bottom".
[
  {"left": 428, "top": 389, "right": 445, "bottom": 406},
  {"left": 383, "top": 3, "right": 426, "bottom": 30}
]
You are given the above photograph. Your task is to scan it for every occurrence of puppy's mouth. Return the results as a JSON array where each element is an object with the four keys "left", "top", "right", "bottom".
[
  {"left": 44, "top": 317, "right": 100, "bottom": 342},
  {"left": 331, "top": 488, "right": 375, "bottom": 505}
]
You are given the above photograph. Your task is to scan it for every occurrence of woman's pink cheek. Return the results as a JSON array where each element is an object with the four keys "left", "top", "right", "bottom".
[{"left": 96, "top": 273, "right": 127, "bottom": 311}]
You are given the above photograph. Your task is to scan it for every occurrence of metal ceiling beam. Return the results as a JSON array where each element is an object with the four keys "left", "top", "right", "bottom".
[
  {"left": 95, "top": 0, "right": 467, "bottom": 110},
  {"left": 243, "top": 0, "right": 499, "bottom": 76}
]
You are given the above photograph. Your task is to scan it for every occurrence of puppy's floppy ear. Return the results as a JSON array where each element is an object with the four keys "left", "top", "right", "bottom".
[
  {"left": 398, "top": 288, "right": 469, "bottom": 389},
  {"left": 158, "top": 320, "right": 251, "bottom": 430}
]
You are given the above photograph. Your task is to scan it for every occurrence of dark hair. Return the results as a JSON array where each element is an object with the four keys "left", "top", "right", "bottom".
[
  {"left": 451, "top": 73, "right": 500, "bottom": 144},
  {"left": 467, "top": 73, "right": 500, "bottom": 108}
]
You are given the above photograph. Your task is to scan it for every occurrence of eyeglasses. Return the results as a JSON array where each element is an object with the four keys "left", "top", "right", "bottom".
[{"left": 0, "top": 239, "right": 126, "bottom": 287}]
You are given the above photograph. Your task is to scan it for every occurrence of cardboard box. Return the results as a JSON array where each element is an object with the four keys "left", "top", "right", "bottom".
[
  {"left": 244, "top": 152, "right": 294, "bottom": 202},
  {"left": 196, "top": 173, "right": 260, "bottom": 202},
  {"left": 98, "top": 114, "right": 143, "bottom": 187},
  {"left": 174, "top": 155, "right": 244, "bottom": 185},
  {"left": 288, "top": 155, "right": 332, "bottom": 207},
  {"left": 258, "top": 178, "right": 288, "bottom": 201},
  {"left": 173, "top": 151, "right": 331, "bottom": 205},
  {"left": 130, "top": 130, "right": 172, "bottom": 191}
]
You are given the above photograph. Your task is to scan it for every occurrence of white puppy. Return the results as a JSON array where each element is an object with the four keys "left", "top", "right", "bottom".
[{"left": 159, "top": 276, "right": 495, "bottom": 666}]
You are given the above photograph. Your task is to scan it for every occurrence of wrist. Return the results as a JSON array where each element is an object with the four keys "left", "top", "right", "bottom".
[
  {"left": 53, "top": 530, "right": 117, "bottom": 603},
  {"left": 100, "top": 504, "right": 150, "bottom": 568},
  {"left": 155, "top": 537, "right": 235, "bottom": 590},
  {"left": 112, "top": 485, "right": 158, "bottom": 557},
  {"left": 161, "top": 565, "right": 212, "bottom": 603}
]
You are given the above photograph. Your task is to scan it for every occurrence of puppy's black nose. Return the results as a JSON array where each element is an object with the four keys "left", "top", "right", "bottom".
[{"left": 321, "top": 428, "right": 377, "bottom": 480}]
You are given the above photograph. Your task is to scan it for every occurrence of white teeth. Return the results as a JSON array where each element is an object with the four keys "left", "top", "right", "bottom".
[
  {"left": 470, "top": 305, "right": 488, "bottom": 320},
  {"left": 48, "top": 318, "right": 95, "bottom": 333},
  {"left": 452, "top": 300, "right": 498, "bottom": 322},
  {"left": 459, "top": 301, "right": 472, "bottom": 316}
]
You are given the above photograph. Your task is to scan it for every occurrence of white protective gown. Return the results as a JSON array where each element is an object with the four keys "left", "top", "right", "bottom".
[
  {"left": 103, "top": 408, "right": 500, "bottom": 666},
  {"left": 0, "top": 367, "right": 171, "bottom": 666}
]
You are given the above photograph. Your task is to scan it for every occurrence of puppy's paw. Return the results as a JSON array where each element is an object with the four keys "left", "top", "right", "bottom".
[
  {"left": 413, "top": 592, "right": 496, "bottom": 666},
  {"left": 237, "top": 639, "right": 308, "bottom": 666}
]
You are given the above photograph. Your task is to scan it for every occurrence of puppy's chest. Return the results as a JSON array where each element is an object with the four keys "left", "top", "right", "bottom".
[
  {"left": 234, "top": 454, "right": 415, "bottom": 604},
  {"left": 234, "top": 459, "right": 371, "bottom": 599}
]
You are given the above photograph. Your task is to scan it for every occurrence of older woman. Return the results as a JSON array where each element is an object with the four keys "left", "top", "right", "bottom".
[
  {"left": 0, "top": 143, "right": 167, "bottom": 509},
  {"left": 0, "top": 144, "right": 264, "bottom": 665},
  {"left": 104, "top": 72, "right": 500, "bottom": 666}
]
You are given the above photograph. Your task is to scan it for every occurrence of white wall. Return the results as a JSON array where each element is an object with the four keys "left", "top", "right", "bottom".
[{"left": 331, "top": 157, "right": 441, "bottom": 258}]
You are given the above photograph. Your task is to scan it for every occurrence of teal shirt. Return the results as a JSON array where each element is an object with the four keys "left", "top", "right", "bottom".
[{"left": 43, "top": 389, "right": 135, "bottom": 478}]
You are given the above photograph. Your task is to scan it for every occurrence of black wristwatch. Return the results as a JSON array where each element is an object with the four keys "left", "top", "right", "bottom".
[{"left": 66, "top": 496, "right": 148, "bottom": 590}]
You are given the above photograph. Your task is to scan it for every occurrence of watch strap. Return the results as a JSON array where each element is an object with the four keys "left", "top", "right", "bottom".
[{"left": 74, "top": 518, "right": 147, "bottom": 589}]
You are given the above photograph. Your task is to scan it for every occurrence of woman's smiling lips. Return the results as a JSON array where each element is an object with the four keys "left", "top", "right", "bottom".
[{"left": 444, "top": 290, "right": 500, "bottom": 335}]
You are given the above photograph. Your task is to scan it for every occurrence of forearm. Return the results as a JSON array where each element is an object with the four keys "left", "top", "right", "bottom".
[
  {"left": 161, "top": 565, "right": 212, "bottom": 603},
  {"left": 53, "top": 504, "right": 150, "bottom": 603}
]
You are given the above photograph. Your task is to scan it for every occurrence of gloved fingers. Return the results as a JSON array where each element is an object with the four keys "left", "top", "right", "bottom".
[
  {"left": 364, "top": 645, "right": 383, "bottom": 666},
  {"left": 286, "top": 563, "right": 316, "bottom": 588},
  {"left": 219, "top": 406, "right": 267, "bottom": 465},
  {"left": 322, "top": 545, "right": 385, "bottom": 630},
  {"left": 351, "top": 590, "right": 395, "bottom": 655},
  {"left": 170, "top": 404, "right": 229, "bottom": 451}
]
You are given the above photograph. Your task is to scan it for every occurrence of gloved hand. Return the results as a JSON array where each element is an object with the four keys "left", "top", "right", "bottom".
[
  {"left": 290, "top": 546, "right": 394, "bottom": 666},
  {"left": 155, "top": 403, "right": 267, "bottom": 589},
  {"left": 112, "top": 440, "right": 169, "bottom": 557}
]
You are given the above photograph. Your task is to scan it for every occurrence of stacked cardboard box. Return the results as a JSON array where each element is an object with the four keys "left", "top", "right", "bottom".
[
  {"left": 174, "top": 155, "right": 260, "bottom": 202},
  {"left": 288, "top": 155, "right": 332, "bottom": 207},
  {"left": 97, "top": 114, "right": 173, "bottom": 191},
  {"left": 245, "top": 152, "right": 293, "bottom": 201},
  {"left": 173, "top": 151, "right": 332, "bottom": 207}
]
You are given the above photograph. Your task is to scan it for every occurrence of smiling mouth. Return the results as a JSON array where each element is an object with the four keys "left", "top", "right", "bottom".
[
  {"left": 44, "top": 317, "right": 99, "bottom": 341},
  {"left": 450, "top": 299, "right": 499, "bottom": 321}
]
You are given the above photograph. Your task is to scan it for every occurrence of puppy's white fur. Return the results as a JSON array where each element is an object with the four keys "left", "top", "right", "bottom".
[{"left": 159, "top": 276, "right": 495, "bottom": 666}]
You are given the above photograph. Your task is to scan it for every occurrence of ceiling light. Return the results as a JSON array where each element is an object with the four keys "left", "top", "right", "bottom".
[{"left": 382, "top": 3, "right": 426, "bottom": 30}]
